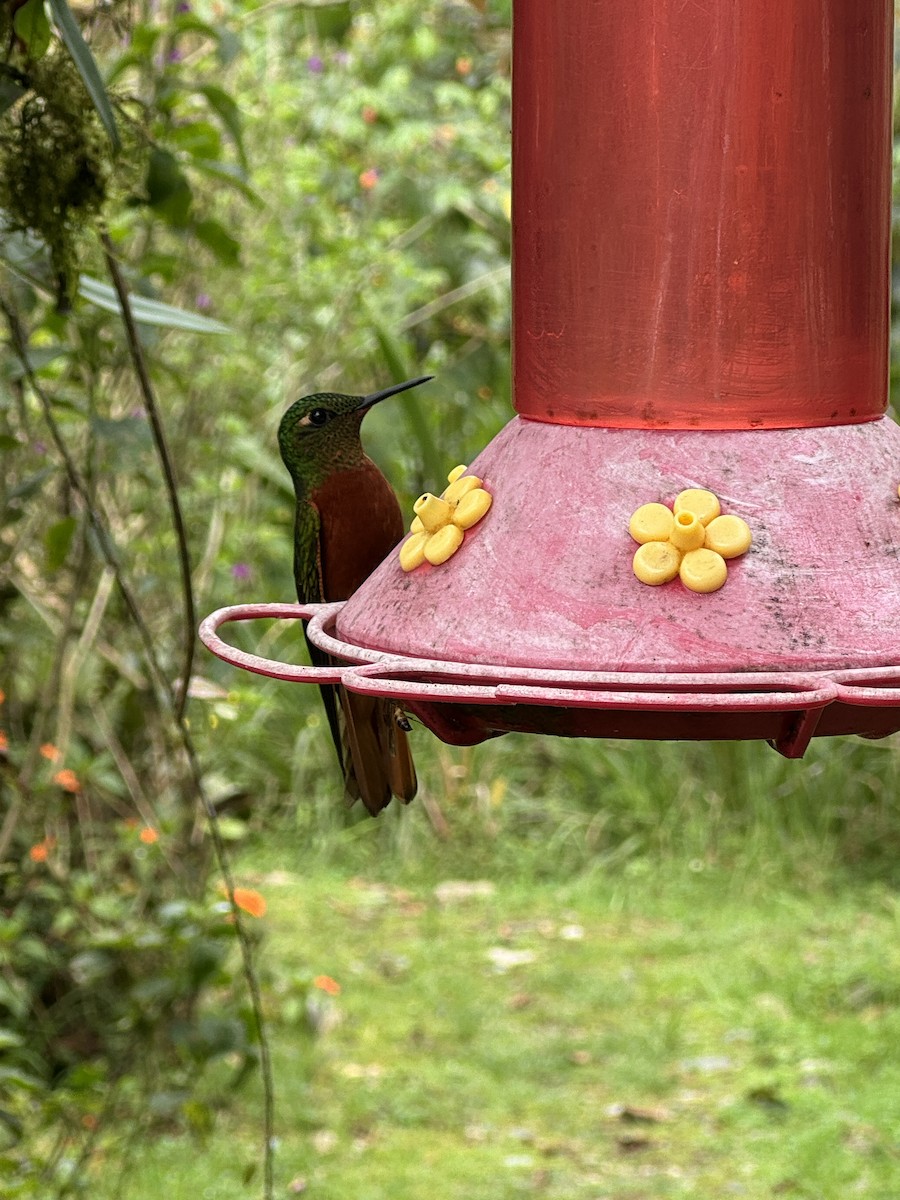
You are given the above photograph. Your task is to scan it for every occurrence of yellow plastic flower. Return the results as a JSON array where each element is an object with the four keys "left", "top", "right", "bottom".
[
  {"left": 399, "top": 464, "right": 492, "bottom": 571},
  {"left": 629, "top": 488, "right": 751, "bottom": 593}
]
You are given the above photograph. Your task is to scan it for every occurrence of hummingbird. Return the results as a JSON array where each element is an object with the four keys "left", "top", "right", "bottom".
[{"left": 277, "top": 375, "right": 433, "bottom": 815}]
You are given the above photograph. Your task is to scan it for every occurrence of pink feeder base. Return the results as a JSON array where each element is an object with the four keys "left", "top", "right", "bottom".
[
  {"left": 339, "top": 416, "right": 900, "bottom": 674},
  {"left": 199, "top": 415, "right": 900, "bottom": 758}
]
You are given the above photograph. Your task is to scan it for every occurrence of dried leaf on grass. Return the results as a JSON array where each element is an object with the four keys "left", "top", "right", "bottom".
[
  {"left": 606, "top": 1102, "right": 670, "bottom": 1123},
  {"left": 616, "top": 1134, "right": 654, "bottom": 1153}
]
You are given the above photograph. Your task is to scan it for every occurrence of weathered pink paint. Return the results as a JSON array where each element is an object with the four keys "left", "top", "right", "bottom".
[{"left": 337, "top": 418, "right": 900, "bottom": 675}]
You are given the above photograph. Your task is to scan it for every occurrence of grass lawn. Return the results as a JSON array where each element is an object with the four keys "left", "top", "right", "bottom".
[{"left": 97, "top": 848, "right": 900, "bottom": 1199}]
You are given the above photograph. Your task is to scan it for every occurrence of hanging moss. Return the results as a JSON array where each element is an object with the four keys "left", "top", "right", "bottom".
[{"left": 0, "top": 49, "right": 114, "bottom": 307}]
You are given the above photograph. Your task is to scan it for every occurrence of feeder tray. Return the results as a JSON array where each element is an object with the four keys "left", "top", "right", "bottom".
[
  {"left": 200, "top": 0, "right": 900, "bottom": 759},
  {"left": 201, "top": 419, "right": 900, "bottom": 760}
]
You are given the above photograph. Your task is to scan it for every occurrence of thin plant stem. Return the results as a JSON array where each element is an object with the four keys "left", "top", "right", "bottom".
[
  {"left": 178, "top": 728, "right": 276, "bottom": 1200},
  {"left": 1, "top": 295, "right": 276, "bottom": 1200},
  {"left": 100, "top": 229, "right": 195, "bottom": 722},
  {"left": 0, "top": 296, "right": 169, "bottom": 705},
  {"left": 0, "top": 788, "right": 22, "bottom": 862},
  {"left": 99, "top": 235, "right": 276, "bottom": 1195},
  {"left": 398, "top": 264, "right": 509, "bottom": 331}
]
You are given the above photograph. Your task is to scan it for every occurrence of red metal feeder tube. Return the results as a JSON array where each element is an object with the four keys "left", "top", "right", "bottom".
[{"left": 512, "top": 1, "right": 892, "bottom": 430}]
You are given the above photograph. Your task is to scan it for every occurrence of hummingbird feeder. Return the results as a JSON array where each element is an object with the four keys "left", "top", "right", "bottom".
[{"left": 201, "top": 0, "right": 900, "bottom": 761}]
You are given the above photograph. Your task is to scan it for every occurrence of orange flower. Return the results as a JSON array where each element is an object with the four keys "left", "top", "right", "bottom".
[
  {"left": 455, "top": 56, "right": 473, "bottom": 75},
  {"left": 0, "top": 689, "right": 5, "bottom": 704},
  {"left": 0, "top": 731, "right": 7, "bottom": 753},
  {"left": 358, "top": 168, "right": 379, "bottom": 190},
  {"left": 232, "top": 887, "right": 267, "bottom": 918},
  {"left": 139, "top": 826, "right": 159, "bottom": 845},
  {"left": 362, "top": 105, "right": 378, "bottom": 124},
  {"left": 40, "top": 743, "right": 61, "bottom": 762},
  {"left": 53, "top": 768, "right": 81, "bottom": 794},
  {"left": 312, "top": 974, "right": 341, "bottom": 996},
  {"left": 29, "top": 837, "right": 55, "bottom": 863}
]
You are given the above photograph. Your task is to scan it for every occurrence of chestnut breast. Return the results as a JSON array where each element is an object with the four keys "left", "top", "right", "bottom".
[{"left": 311, "top": 460, "right": 405, "bottom": 601}]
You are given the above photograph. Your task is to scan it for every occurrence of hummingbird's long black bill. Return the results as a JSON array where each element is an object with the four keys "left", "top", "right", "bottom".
[{"left": 357, "top": 375, "right": 434, "bottom": 412}]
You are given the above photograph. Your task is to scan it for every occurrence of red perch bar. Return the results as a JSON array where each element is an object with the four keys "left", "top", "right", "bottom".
[{"left": 512, "top": 1, "right": 893, "bottom": 429}]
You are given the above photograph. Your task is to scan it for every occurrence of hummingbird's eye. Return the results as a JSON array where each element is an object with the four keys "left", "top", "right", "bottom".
[{"left": 304, "top": 407, "right": 334, "bottom": 427}]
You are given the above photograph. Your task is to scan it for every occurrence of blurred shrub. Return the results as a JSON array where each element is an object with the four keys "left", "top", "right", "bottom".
[
  {"left": 0, "top": 0, "right": 267, "bottom": 1191},
  {"left": 0, "top": 767, "right": 258, "bottom": 1193}
]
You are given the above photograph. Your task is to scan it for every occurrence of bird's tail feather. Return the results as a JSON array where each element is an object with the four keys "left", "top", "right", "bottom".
[
  {"left": 304, "top": 621, "right": 416, "bottom": 815},
  {"left": 340, "top": 691, "right": 417, "bottom": 815},
  {"left": 303, "top": 623, "right": 344, "bottom": 771}
]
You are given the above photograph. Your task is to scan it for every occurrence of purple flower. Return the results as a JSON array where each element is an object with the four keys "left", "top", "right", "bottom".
[
  {"left": 33, "top": 439, "right": 47, "bottom": 456},
  {"left": 231, "top": 563, "right": 252, "bottom": 581},
  {"left": 167, "top": 47, "right": 183, "bottom": 63},
  {"left": 306, "top": 55, "right": 324, "bottom": 74},
  {"left": 176, "top": 1, "right": 191, "bottom": 10},
  {"left": 195, "top": 293, "right": 212, "bottom": 311}
]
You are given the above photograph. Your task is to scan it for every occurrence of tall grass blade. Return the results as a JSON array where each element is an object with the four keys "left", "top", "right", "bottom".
[
  {"left": 48, "top": 0, "right": 121, "bottom": 150},
  {"left": 372, "top": 319, "right": 443, "bottom": 483},
  {"left": 78, "top": 275, "right": 230, "bottom": 333}
]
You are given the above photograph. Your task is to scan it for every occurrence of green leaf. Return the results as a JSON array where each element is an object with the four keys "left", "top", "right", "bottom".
[
  {"left": 303, "top": 1, "right": 353, "bottom": 42},
  {"left": 0, "top": 981, "right": 26, "bottom": 1021},
  {"left": 173, "top": 13, "right": 222, "bottom": 39},
  {"left": 145, "top": 148, "right": 193, "bottom": 227},
  {"left": 168, "top": 120, "right": 223, "bottom": 162},
  {"left": 194, "top": 84, "right": 247, "bottom": 172},
  {"left": 214, "top": 24, "right": 242, "bottom": 67},
  {"left": 5, "top": 346, "right": 68, "bottom": 381},
  {"left": 0, "top": 76, "right": 25, "bottom": 118},
  {"left": 62, "top": 1062, "right": 107, "bottom": 1090},
  {"left": 105, "top": 25, "right": 162, "bottom": 87},
  {"left": 48, "top": 0, "right": 121, "bottom": 149},
  {"left": 13, "top": 0, "right": 51, "bottom": 60},
  {"left": 191, "top": 159, "right": 263, "bottom": 207},
  {"left": 78, "top": 275, "right": 230, "bottom": 334},
  {"left": 44, "top": 516, "right": 77, "bottom": 573},
  {"left": 126, "top": 21, "right": 161, "bottom": 56},
  {"left": 0, "top": 1067, "right": 41, "bottom": 1092},
  {"left": 183, "top": 1099, "right": 215, "bottom": 1135},
  {"left": 90, "top": 415, "right": 152, "bottom": 450},
  {"left": 6, "top": 467, "right": 55, "bottom": 506},
  {"left": 0, "top": 217, "right": 55, "bottom": 292},
  {"left": 193, "top": 218, "right": 240, "bottom": 267}
]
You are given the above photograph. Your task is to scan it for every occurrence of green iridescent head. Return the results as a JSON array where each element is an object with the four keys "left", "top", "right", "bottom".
[{"left": 278, "top": 375, "right": 433, "bottom": 487}]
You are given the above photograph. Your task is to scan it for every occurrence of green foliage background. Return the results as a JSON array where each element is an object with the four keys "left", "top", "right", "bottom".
[{"left": 1, "top": 0, "right": 900, "bottom": 1194}]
